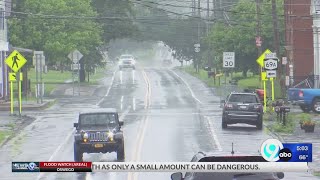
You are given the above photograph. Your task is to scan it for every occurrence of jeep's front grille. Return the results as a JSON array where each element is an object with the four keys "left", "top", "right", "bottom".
[{"left": 88, "top": 132, "right": 108, "bottom": 141}]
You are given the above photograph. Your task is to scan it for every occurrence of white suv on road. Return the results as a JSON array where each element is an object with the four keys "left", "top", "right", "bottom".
[{"left": 118, "top": 54, "right": 136, "bottom": 70}]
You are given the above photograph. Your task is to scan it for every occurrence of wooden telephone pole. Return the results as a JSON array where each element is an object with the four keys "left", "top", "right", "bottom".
[
  {"left": 272, "top": 0, "right": 281, "bottom": 75},
  {"left": 256, "top": 0, "right": 262, "bottom": 85}
]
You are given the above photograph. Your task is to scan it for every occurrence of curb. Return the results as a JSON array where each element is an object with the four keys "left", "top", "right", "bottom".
[
  {"left": 0, "top": 99, "right": 56, "bottom": 111},
  {"left": 0, "top": 114, "right": 35, "bottom": 148}
]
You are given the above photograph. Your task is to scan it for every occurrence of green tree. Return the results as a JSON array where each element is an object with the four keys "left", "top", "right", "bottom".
[
  {"left": 206, "top": 0, "right": 285, "bottom": 76},
  {"left": 91, "top": 0, "right": 139, "bottom": 43},
  {"left": 9, "top": 0, "right": 103, "bottom": 70}
]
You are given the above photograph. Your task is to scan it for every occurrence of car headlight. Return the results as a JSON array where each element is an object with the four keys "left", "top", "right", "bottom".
[
  {"left": 83, "top": 132, "right": 89, "bottom": 139},
  {"left": 107, "top": 131, "right": 114, "bottom": 141}
]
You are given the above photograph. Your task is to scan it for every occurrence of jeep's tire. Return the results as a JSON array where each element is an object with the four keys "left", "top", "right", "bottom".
[
  {"left": 74, "top": 143, "right": 83, "bottom": 162},
  {"left": 312, "top": 98, "right": 320, "bottom": 114},
  {"left": 256, "top": 116, "right": 263, "bottom": 130},
  {"left": 222, "top": 117, "right": 227, "bottom": 129},
  {"left": 117, "top": 141, "right": 125, "bottom": 161}
]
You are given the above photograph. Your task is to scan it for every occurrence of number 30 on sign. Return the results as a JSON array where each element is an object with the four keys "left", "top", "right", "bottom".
[{"left": 223, "top": 52, "right": 235, "bottom": 68}]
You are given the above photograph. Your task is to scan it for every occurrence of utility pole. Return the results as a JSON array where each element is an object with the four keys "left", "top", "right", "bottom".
[
  {"left": 256, "top": 0, "right": 262, "bottom": 56},
  {"left": 212, "top": 0, "right": 216, "bottom": 19},
  {"left": 206, "top": 0, "right": 209, "bottom": 35},
  {"left": 207, "top": 0, "right": 210, "bottom": 67},
  {"left": 197, "top": 0, "right": 201, "bottom": 73},
  {"left": 272, "top": 0, "right": 280, "bottom": 70},
  {"left": 256, "top": 0, "right": 262, "bottom": 84},
  {"left": 192, "top": 0, "right": 196, "bottom": 16}
]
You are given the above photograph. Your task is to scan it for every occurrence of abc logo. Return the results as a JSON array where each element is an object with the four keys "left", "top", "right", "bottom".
[
  {"left": 260, "top": 139, "right": 284, "bottom": 162},
  {"left": 278, "top": 148, "right": 292, "bottom": 161}
]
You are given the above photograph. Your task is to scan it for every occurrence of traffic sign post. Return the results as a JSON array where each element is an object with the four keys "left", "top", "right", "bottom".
[
  {"left": 68, "top": 50, "right": 83, "bottom": 96},
  {"left": 34, "top": 51, "right": 45, "bottom": 104},
  {"left": 5, "top": 50, "right": 27, "bottom": 115},
  {"left": 263, "top": 52, "right": 279, "bottom": 112},
  {"left": 223, "top": 52, "right": 235, "bottom": 68},
  {"left": 256, "top": 49, "right": 277, "bottom": 112}
]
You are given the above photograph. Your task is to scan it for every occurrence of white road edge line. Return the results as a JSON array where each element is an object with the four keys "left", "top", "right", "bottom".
[
  {"left": 96, "top": 70, "right": 116, "bottom": 106},
  {"left": 121, "top": 95, "right": 124, "bottom": 110},
  {"left": 170, "top": 70, "right": 223, "bottom": 152},
  {"left": 206, "top": 116, "right": 223, "bottom": 151},
  {"left": 36, "top": 129, "right": 75, "bottom": 180},
  {"left": 170, "top": 70, "right": 202, "bottom": 104}
]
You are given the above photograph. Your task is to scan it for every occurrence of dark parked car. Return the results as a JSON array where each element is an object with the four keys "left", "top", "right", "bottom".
[
  {"left": 171, "top": 152, "right": 284, "bottom": 180},
  {"left": 73, "top": 109, "right": 125, "bottom": 161},
  {"left": 221, "top": 92, "right": 263, "bottom": 129}
]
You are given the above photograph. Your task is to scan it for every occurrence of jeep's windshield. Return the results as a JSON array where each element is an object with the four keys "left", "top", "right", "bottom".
[{"left": 79, "top": 113, "right": 118, "bottom": 127}]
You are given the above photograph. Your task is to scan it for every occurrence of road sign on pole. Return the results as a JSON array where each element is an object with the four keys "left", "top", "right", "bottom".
[
  {"left": 266, "top": 70, "right": 277, "bottom": 78},
  {"left": 194, "top": 47, "right": 200, "bottom": 53},
  {"left": 5, "top": 50, "right": 28, "bottom": 115},
  {"left": 194, "top": 43, "right": 200, "bottom": 48},
  {"left": 5, "top": 50, "right": 27, "bottom": 72},
  {"left": 68, "top": 49, "right": 83, "bottom": 96},
  {"left": 223, "top": 52, "right": 235, "bottom": 68},
  {"left": 264, "top": 53, "right": 278, "bottom": 70},
  {"left": 256, "top": 49, "right": 272, "bottom": 67},
  {"left": 68, "top": 49, "right": 83, "bottom": 64}
]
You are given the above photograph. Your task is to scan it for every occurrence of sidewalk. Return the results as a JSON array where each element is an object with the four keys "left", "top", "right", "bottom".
[
  {"left": 0, "top": 113, "right": 35, "bottom": 147},
  {"left": 0, "top": 100, "right": 55, "bottom": 111}
]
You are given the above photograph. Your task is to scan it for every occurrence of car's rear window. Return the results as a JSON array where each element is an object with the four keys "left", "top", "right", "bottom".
[{"left": 228, "top": 94, "right": 258, "bottom": 103}]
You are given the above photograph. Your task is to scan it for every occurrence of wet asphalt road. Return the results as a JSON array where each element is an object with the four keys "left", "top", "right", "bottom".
[{"left": 0, "top": 66, "right": 318, "bottom": 180}]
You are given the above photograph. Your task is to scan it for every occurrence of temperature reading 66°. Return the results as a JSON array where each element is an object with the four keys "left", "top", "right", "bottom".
[{"left": 299, "top": 155, "right": 308, "bottom": 160}]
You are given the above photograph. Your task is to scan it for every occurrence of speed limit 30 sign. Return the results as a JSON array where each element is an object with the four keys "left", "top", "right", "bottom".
[{"left": 223, "top": 52, "right": 235, "bottom": 68}]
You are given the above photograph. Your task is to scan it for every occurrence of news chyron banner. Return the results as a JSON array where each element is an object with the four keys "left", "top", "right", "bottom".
[
  {"left": 12, "top": 162, "right": 92, "bottom": 172},
  {"left": 12, "top": 162, "right": 309, "bottom": 173},
  {"left": 11, "top": 139, "right": 312, "bottom": 173},
  {"left": 260, "top": 139, "right": 312, "bottom": 162}
]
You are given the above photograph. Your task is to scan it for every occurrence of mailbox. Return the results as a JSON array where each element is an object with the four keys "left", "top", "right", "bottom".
[{"left": 204, "top": 66, "right": 211, "bottom": 71}]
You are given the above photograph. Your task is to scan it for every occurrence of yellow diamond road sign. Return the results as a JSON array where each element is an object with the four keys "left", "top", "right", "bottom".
[
  {"left": 5, "top": 50, "right": 27, "bottom": 72},
  {"left": 256, "top": 49, "right": 272, "bottom": 67}
]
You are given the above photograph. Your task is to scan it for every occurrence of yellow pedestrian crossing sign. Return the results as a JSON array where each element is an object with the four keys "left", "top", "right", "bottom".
[
  {"left": 5, "top": 50, "right": 27, "bottom": 72},
  {"left": 256, "top": 49, "right": 272, "bottom": 67},
  {"left": 9, "top": 73, "right": 17, "bottom": 82}
]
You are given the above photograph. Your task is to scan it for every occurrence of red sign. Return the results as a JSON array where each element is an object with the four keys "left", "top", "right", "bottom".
[{"left": 256, "top": 36, "right": 262, "bottom": 47}]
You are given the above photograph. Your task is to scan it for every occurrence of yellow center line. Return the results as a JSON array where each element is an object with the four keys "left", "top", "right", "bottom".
[{"left": 128, "top": 69, "right": 151, "bottom": 180}]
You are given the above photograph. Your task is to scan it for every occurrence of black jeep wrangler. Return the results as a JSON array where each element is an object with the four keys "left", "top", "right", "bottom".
[{"left": 73, "top": 109, "right": 125, "bottom": 161}]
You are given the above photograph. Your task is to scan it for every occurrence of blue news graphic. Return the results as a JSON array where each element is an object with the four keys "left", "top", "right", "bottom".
[
  {"left": 260, "top": 139, "right": 312, "bottom": 162},
  {"left": 12, "top": 162, "right": 40, "bottom": 172}
]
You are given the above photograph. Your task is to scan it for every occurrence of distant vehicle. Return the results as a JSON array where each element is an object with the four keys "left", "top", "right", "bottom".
[
  {"left": 118, "top": 54, "right": 136, "bottom": 70},
  {"left": 171, "top": 152, "right": 284, "bottom": 180},
  {"left": 73, "top": 109, "right": 125, "bottom": 161},
  {"left": 287, "top": 88, "right": 320, "bottom": 113},
  {"left": 221, "top": 92, "right": 263, "bottom": 129},
  {"left": 162, "top": 59, "right": 172, "bottom": 66}
]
